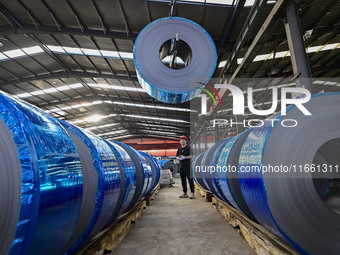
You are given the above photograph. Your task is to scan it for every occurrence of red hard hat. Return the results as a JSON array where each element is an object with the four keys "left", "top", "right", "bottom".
[{"left": 179, "top": 136, "right": 187, "bottom": 141}]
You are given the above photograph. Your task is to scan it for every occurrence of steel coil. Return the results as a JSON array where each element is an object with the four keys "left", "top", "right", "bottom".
[
  {"left": 0, "top": 92, "right": 160, "bottom": 255},
  {"left": 133, "top": 17, "right": 217, "bottom": 103},
  {"left": 162, "top": 160, "right": 178, "bottom": 176},
  {"left": 194, "top": 93, "right": 340, "bottom": 254}
]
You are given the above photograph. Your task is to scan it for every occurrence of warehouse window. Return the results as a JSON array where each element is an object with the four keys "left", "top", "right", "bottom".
[{"left": 217, "top": 43, "right": 340, "bottom": 68}]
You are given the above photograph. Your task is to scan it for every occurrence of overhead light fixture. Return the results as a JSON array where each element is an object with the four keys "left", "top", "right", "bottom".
[
  {"left": 85, "top": 123, "right": 119, "bottom": 131},
  {"left": 87, "top": 83, "right": 145, "bottom": 93},
  {"left": 122, "top": 114, "right": 190, "bottom": 123},
  {"left": 3, "top": 49, "right": 26, "bottom": 58},
  {"left": 86, "top": 114, "right": 104, "bottom": 122},
  {"left": 303, "top": 29, "right": 313, "bottom": 40}
]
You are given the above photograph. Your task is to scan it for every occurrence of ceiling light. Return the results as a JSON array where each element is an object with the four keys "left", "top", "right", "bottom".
[
  {"left": 86, "top": 114, "right": 104, "bottom": 122},
  {"left": 63, "top": 47, "right": 83, "bottom": 55},
  {"left": 100, "top": 50, "right": 120, "bottom": 58},
  {"left": 57, "top": 85, "right": 71, "bottom": 91},
  {"left": 118, "top": 52, "right": 133, "bottom": 60},
  {"left": 81, "top": 48, "right": 101, "bottom": 56},
  {"left": 0, "top": 52, "right": 8, "bottom": 60},
  {"left": 43, "top": 88, "right": 58, "bottom": 94},
  {"left": 31, "top": 90, "right": 45, "bottom": 96},
  {"left": 22, "top": 46, "right": 44, "bottom": 55},
  {"left": 320, "top": 43, "right": 339, "bottom": 51},
  {"left": 69, "top": 83, "right": 83, "bottom": 89},
  {"left": 3, "top": 49, "right": 26, "bottom": 58},
  {"left": 85, "top": 123, "right": 119, "bottom": 131},
  {"left": 244, "top": 0, "right": 255, "bottom": 6},
  {"left": 122, "top": 114, "right": 190, "bottom": 123},
  {"left": 87, "top": 83, "right": 145, "bottom": 93},
  {"left": 47, "top": 45, "right": 65, "bottom": 53},
  {"left": 17, "top": 93, "right": 31, "bottom": 98},
  {"left": 218, "top": 60, "right": 226, "bottom": 68}
]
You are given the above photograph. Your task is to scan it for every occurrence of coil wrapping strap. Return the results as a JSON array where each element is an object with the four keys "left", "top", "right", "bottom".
[
  {"left": 239, "top": 93, "right": 340, "bottom": 254},
  {"left": 134, "top": 17, "right": 217, "bottom": 104},
  {"left": 217, "top": 130, "right": 257, "bottom": 221}
]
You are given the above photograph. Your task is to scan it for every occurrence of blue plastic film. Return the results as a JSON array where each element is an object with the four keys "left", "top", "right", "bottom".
[
  {"left": 0, "top": 93, "right": 83, "bottom": 255},
  {"left": 59, "top": 121, "right": 121, "bottom": 248},
  {"left": 112, "top": 141, "right": 145, "bottom": 212},
  {"left": 200, "top": 151, "right": 213, "bottom": 192},
  {"left": 191, "top": 154, "right": 200, "bottom": 184},
  {"left": 238, "top": 115, "right": 283, "bottom": 236},
  {"left": 108, "top": 141, "right": 137, "bottom": 214},
  {"left": 209, "top": 138, "right": 232, "bottom": 203},
  {"left": 135, "top": 150, "right": 153, "bottom": 198},
  {"left": 0, "top": 93, "right": 39, "bottom": 255},
  {"left": 134, "top": 17, "right": 217, "bottom": 104},
  {"left": 59, "top": 120, "right": 104, "bottom": 253},
  {"left": 84, "top": 131, "right": 121, "bottom": 235},
  {"left": 139, "top": 151, "right": 161, "bottom": 196},
  {"left": 191, "top": 153, "right": 208, "bottom": 190},
  {"left": 147, "top": 154, "right": 161, "bottom": 192},
  {"left": 200, "top": 141, "right": 226, "bottom": 200},
  {"left": 217, "top": 130, "right": 257, "bottom": 221},
  {"left": 0, "top": 91, "right": 164, "bottom": 255},
  {"left": 103, "top": 140, "right": 137, "bottom": 225}
]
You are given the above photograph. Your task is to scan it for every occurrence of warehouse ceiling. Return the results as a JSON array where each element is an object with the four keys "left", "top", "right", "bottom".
[{"left": 0, "top": 0, "right": 339, "bottom": 141}]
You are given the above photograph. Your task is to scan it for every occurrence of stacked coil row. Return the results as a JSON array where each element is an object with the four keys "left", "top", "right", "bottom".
[
  {"left": 0, "top": 92, "right": 160, "bottom": 255},
  {"left": 192, "top": 93, "right": 340, "bottom": 255}
]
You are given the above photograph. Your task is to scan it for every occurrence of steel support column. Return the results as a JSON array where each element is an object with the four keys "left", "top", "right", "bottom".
[
  {"left": 235, "top": 115, "right": 245, "bottom": 134},
  {"left": 203, "top": 123, "right": 208, "bottom": 152},
  {"left": 284, "top": 2, "right": 314, "bottom": 93}
]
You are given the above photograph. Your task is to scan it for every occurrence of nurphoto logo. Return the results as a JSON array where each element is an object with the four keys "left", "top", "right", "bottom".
[{"left": 198, "top": 84, "right": 312, "bottom": 116}]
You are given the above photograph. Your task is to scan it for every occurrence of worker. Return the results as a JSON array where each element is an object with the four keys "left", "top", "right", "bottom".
[{"left": 176, "top": 135, "right": 194, "bottom": 199}]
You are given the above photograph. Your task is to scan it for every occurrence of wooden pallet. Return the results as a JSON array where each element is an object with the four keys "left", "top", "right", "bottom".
[
  {"left": 196, "top": 184, "right": 300, "bottom": 255},
  {"left": 75, "top": 184, "right": 160, "bottom": 255},
  {"left": 145, "top": 183, "right": 160, "bottom": 206},
  {"left": 195, "top": 184, "right": 213, "bottom": 202}
]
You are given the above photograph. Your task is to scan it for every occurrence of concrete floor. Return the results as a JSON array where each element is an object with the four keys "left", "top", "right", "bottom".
[{"left": 113, "top": 177, "right": 256, "bottom": 255}]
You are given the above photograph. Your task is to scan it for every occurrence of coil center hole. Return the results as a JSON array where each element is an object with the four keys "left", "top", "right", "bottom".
[
  {"left": 313, "top": 138, "right": 340, "bottom": 215},
  {"left": 159, "top": 38, "right": 192, "bottom": 70}
]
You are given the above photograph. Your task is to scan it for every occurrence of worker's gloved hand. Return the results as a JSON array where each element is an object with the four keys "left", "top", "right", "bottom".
[{"left": 179, "top": 156, "right": 186, "bottom": 160}]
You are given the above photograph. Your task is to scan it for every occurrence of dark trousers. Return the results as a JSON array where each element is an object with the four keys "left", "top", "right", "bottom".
[{"left": 180, "top": 167, "right": 195, "bottom": 193}]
